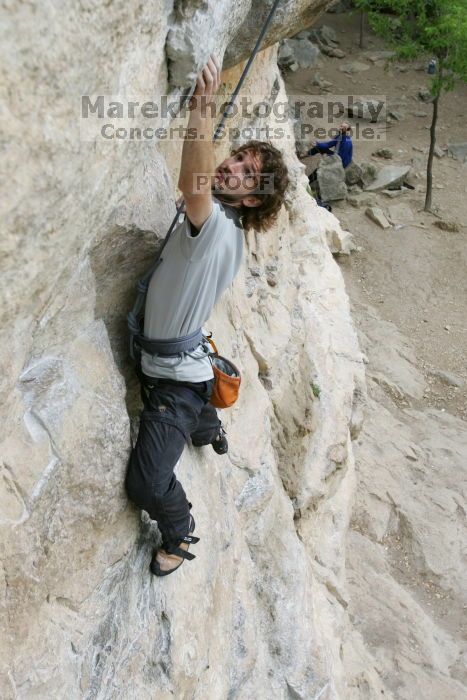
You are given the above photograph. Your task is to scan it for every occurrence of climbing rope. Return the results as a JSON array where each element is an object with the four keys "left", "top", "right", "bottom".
[{"left": 128, "top": 0, "right": 282, "bottom": 357}]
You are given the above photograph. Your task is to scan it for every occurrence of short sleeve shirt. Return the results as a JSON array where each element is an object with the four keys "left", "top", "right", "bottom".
[{"left": 141, "top": 198, "right": 244, "bottom": 382}]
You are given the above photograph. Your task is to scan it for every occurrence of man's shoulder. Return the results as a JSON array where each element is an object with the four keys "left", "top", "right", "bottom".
[{"left": 213, "top": 198, "right": 244, "bottom": 231}]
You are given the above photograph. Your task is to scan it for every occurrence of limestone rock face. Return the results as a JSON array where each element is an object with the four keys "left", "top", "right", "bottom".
[
  {"left": 1, "top": 2, "right": 364, "bottom": 698},
  {"left": 167, "top": 0, "right": 334, "bottom": 87},
  {"left": 341, "top": 302, "right": 467, "bottom": 699}
]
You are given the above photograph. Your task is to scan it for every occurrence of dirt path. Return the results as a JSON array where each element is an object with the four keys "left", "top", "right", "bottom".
[{"left": 285, "top": 10, "right": 467, "bottom": 420}]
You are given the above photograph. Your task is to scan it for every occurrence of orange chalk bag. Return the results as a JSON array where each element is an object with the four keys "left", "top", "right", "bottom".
[{"left": 205, "top": 336, "right": 241, "bottom": 409}]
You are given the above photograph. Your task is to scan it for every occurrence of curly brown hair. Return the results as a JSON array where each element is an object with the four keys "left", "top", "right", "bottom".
[{"left": 230, "top": 140, "right": 289, "bottom": 233}]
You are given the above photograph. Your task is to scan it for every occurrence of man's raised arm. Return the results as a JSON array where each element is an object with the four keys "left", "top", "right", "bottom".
[{"left": 178, "top": 54, "right": 221, "bottom": 230}]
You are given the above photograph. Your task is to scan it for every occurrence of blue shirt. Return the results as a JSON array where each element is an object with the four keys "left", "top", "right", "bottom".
[{"left": 310, "top": 134, "right": 353, "bottom": 168}]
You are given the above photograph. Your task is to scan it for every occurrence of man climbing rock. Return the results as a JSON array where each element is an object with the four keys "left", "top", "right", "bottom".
[{"left": 125, "top": 54, "right": 289, "bottom": 577}]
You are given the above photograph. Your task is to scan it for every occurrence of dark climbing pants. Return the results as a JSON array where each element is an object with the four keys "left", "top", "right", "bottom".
[{"left": 125, "top": 376, "right": 220, "bottom": 546}]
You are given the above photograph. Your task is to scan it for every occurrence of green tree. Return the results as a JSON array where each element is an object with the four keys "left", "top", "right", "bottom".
[{"left": 354, "top": 0, "right": 467, "bottom": 211}]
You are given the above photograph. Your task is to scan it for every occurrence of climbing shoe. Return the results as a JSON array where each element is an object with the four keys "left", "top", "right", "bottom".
[
  {"left": 150, "top": 513, "right": 199, "bottom": 577},
  {"left": 212, "top": 425, "right": 228, "bottom": 455}
]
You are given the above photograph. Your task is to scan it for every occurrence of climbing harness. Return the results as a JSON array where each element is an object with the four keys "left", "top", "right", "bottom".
[{"left": 127, "top": 0, "right": 283, "bottom": 373}]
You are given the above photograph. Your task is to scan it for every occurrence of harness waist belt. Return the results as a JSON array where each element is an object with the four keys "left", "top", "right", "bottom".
[{"left": 136, "top": 327, "right": 204, "bottom": 357}]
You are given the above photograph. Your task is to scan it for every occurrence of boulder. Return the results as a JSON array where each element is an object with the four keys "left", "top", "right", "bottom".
[
  {"left": 278, "top": 38, "right": 320, "bottom": 70},
  {"left": 320, "top": 45, "right": 346, "bottom": 58},
  {"left": 388, "top": 110, "right": 405, "bottom": 121},
  {"left": 319, "top": 24, "right": 339, "bottom": 45},
  {"left": 312, "top": 74, "right": 334, "bottom": 90},
  {"left": 325, "top": 227, "right": 356, "bottom": 255},
  {"left": 364, "top": 165, "right": 412, "bottom": 191},
  {"left": 403, "top": 170, "right": 420, "bottom": 188},
  {"left": 373, "top": 148, "right": 393, "bottom": 159},
  {"left": 434, "top": 220, "right": 461, "bottom": 232},
  {"left": 447, "top": 143, "right": 467, "bottom": 163},
  {"left": 309, "top": 24, "right": 339, "bottom": 47},
  {"left": 317, "top": 154, "right": 348, "bottom": 201},
  {"left": 294, "top": 30, "right": 312, "bottom": 40},
  {"left": 345, "top": 161, "right": 363, "bottom": 186},
  {"left": 364, "top": 50, "right": 395, "bottom": 62},
  {"left": 360, "top": 162, "right": 378, "bottom": 188},
  {"left": 418, "top": 88, "right": 434, "bottom": 103},
  {"left": 339, "top": 61, "right": 370, "bottom": 74},
  {"left": 347, "top": 193, "right": 377, "bottom": 209},
  {"left": 277, "top": 42, "right": 294, "bottom": 68},
  {"left": 365, "top": 206, "right": 392, "bottom": 229}
]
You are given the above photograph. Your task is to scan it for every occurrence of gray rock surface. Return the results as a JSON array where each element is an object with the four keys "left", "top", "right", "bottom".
[
  {"left": 373, "top": 147, "right": 393, "bottom": 159},
  {"left": 388, "top": 109, "right": 405, "bottom": 121},
  {"left": 4, "top": 2, "right": 464, "bottom": 698},
  {"left": 0, "top": 3, "right": 365, "bottom": 697},
  {"left": 313, "top": 73, "right": 334, "bottom": 90},
  {"left": 319, "top": 24, "right": 339, "bottom": 45},
  {"left": 448, "top": 143, "right": 467, "bottom": 163},
  {"left": 323, "top": 47, "right": 346, "bottom": 58},
  {"left": 347, "top": 193, "right": 377, "bottom": 209},
  {"left": 223, "top": 1, "right": 332, "bottom": 78},
  {"left": 430, "top": 369, "right": 465, "bottom": 387},
  {"left": 365, "top": 206, "right": 392, "bottom": 229},
  {"left": 435, "top": 219, "right": 461, "bottom": 232},
  {"left": 309, "top": 24, "right": 340, "bottom": 48},
  {"left": 342, "top": 302, "right": 467, "bottom": 699},
  {"left": 278, "top": 38, "right": 321, "bottom": 71},
  {"left": 339, "top": 61, "right": 370, "bottom": 74},
  {"left": 345, "top": 161, "right": 363, "bottom": 186},
  {"left": 364, "top": 164, "right": 412, "bottom": 191},
  {"left": 317, "top": 154, "right": 348, "bottom": 201},
  {"left": 418, "top": 87, "right": 434, "bottom": 103},
  {"left": 359, "top": 161, "right": 378, "bottom": 188},
  {"left": 364, "top": 50, "right": 395, "bottom": 62},
  {"left": 166, "top": 0, "right": 331, "bottom": 87}
]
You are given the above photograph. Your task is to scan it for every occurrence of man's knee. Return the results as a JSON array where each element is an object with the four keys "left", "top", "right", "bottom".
[
  {"left": 125, "top": 453, "right": 149, "bottom": 510},
  {"left": 125, "top": 448, "right": 176, "bottom": 513}
]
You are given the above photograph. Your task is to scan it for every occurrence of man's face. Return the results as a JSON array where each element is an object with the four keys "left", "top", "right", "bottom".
[
  {"left": 340, "top": 121, "right": 350, "bottom": 134},
  {"left": 214, "top": 149, "right": 262, "bottom": 206}
]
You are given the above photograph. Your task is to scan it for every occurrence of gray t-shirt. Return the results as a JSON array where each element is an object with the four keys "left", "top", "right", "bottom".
[{"left": 141, "top": 198, "right": 244, "bottom": 382}]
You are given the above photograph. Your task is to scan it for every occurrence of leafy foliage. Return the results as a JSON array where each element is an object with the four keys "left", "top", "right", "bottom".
[{"left": 354, "top": 0, "right": 467, "bottom": 94}]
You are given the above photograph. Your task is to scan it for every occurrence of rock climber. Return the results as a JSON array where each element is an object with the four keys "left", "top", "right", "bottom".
[
  {"left": 125, "top": 54, "right": 289, "bottom": 577},
  {"left": 304, "top": 120, "right": 353, "bottom": 187}
]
